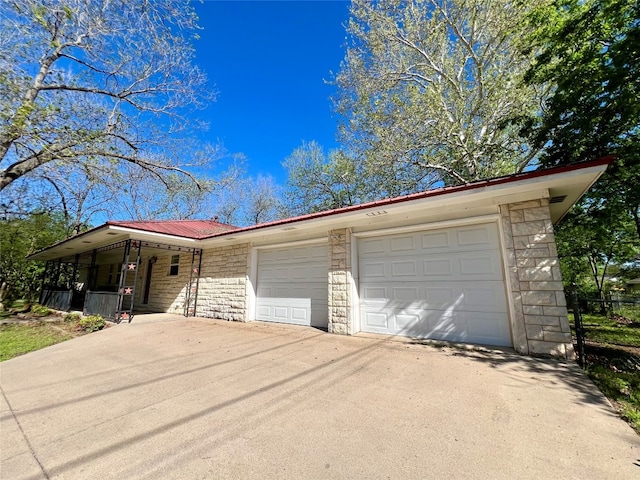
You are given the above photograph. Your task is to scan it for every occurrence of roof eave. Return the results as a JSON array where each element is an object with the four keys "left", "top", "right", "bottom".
[
  {"left": 27, "top": 157, "right": 611, "bottom": 260},
  {"left": 198, "top": 158, "right": 611, "bottom": 244}
]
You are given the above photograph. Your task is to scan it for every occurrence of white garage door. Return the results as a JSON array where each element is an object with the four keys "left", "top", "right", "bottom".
[
  {"left": 358, "top": 223, "right": 511, "bottom": 346},
  {"left": 256, "top": 244, "right": 328, "bottom": 328}
]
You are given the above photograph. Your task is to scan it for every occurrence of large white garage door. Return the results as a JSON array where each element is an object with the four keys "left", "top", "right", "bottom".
[
  {"left": 358, "top": 223, "right": 511, "bottom": 346},
  {"left": 256, "top": 244, "right": 328, "bottom": 328}
]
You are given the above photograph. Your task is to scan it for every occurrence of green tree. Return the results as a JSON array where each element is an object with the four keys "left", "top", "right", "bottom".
[
  {"left": 333, "top": 0, "right": 544, "bottom": 194},
  {"left": 555, "top": 200, "right": 638, "bottom": 311},
  {"left": 0, "top": 0, "right": 214, "bottom": 198},
  {"left": 0, "top": 212, "right": 69, "bottom": 305},
  {"left": 521, "top": 0, "right": 639, "bottom": 166},
  {"left": 283, "top": 141, "right": 367, "bottom": 215},
  {"left": 519, "top": 0, "right": 640, "bottom": 239}
]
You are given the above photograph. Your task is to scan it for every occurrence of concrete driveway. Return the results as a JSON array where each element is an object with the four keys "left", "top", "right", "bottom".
[{"left": 1, "top": 315, "right": 638, "bottom": 479}]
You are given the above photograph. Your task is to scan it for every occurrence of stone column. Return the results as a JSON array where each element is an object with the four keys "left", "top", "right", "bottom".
[
  {"left": 500, "top": 199, "right": 574, "bottom": 358},
  {"left": 328, "top": 228, "right": 352, "bottom": 335}
]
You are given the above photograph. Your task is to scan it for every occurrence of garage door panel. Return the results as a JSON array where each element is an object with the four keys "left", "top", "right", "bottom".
[
  {"left": 456, "top": 226, "right": 492, "bottom": 246},
  {"left": 257, "top": 304, "right": 271, "bottom": 318},
  {"left": 257, "top": 244, "right": 328, "bottom": 328},
  {"left": 462, "top": 285, "right": 507, "bottom": 309},
  {"left": 465, "top": 312, "right": 511, "bottom": 343},
  {"left": 361, "top": 285, "right": 388, "bottom": 302},
  {"left": 290, "top": 265, "right": 315, "bottom": 280},
  {"left": 458, "top": 252, "right": 502, "bottom": 277},
  {"left": 423, "top": 258, "right": 453, "bottom": 276},
  {"left": 281, "top": 286, "right": 310, "bottom": 298},
  {"left": 362, "top": 307, "right": 510, "bottom": 346},
  {"left": 395, "top": 313, "right": 420, "bottom": 330},
  {"left": 260, "top": 265, "right": 326, "bottom": 283},
  {"left": 359, "top": 238, "right": 385, "bottom": 255},
  {"left": 423, "top": 310, "right": 465, "bottom": 339},
  {"left": 309, "top": 285, "right": 328, "bottom": 300},
  {"left": 289, "top": 247, "right": 313, "bottom": 260},
  {"left": 291, "top": 307, "right": 308, "bottom": 322},
  {"left": 390, "top": 235, "right": 416, "bottom": 252},
  {"left": 420, "top": 231, "right": 450, "bottom": 250},
  {"left": 360, "top": 262, "right": 386, "bottom": 278},
  {"left": 274, "top": 306, "right": 289, "bottom": 320},
  {"left": 362, "top": 251, "right": 502, "bottom": 282},
  {"left": 358, "top": 223, "right": 512, "bottom": 347},
  {"left": 392, "top": 287, "right": 419, "bottom": 302},
  {"left": 363, "top": 311, "right": 389, "bottom": 329},
  {"left": 258, "top": 245, "right": 327, "bottom": 266},
  {"left": 305, "top": 265, "right": 327, "bottom": 279},
  {"left": 360, "top": 281, "right": 506, "bottom": 313},
  {"left": 425, "top": 286, "right": 456, "bottom": 304},
  {"left": 256, "top": 298, "right": 311, "bottom": 326},
  {"left": 390, "top": 260, "right": 418, "bottom": 277}
]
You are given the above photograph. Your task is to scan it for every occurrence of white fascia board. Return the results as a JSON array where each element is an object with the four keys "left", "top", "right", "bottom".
[{"left": 106, "top": 226, "right": 200, "bottom": 246}]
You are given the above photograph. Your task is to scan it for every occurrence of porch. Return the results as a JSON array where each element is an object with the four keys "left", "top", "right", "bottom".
[{"left": 39, "top": 239, "right": 203, "bottom": 322}]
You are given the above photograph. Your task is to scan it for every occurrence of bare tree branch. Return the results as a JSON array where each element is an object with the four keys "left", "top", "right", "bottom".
[{"left": 1, "top": 0, "right": 214, "bottom": 196}]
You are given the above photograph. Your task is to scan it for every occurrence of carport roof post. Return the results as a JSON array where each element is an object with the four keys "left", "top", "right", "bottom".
[{"left": 28, "top": 157, "right": 611, "bottom": 261}]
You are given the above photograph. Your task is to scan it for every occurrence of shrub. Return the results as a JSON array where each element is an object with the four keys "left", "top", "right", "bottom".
[
  {"left": 63, "top": 312, "right": 81, "bottom": 323},
  {"left": 30, "top": 304, "right": 51, "bottom": 317},
  {"left": 78, "top": 315, "right": 106, "bottom": 332}
]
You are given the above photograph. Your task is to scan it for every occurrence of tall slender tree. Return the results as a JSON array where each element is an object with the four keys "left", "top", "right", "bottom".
[{"left": 333, "top": 0, "right": 545, "bottom": 194}]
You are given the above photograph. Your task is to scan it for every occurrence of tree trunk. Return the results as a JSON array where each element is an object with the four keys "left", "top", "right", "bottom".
[{"left": 0, "top": 281, "right": 8, "bottom": 310}]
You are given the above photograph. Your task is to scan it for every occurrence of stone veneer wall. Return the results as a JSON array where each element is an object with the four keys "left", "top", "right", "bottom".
[
  {"left": 94, "top": 263, "right": 115, "bottom": 289},
  {"left": 196, "top": 244, "right": 250, "bottom": 321},
  {"left": 146, "top": 253, "right": 191, "bottom": 314},
  {"left": 500, "top": 199, "right": 574, "bottom": 358},
  {"left": 328, "top": 229, "right": 353, "bottom": 335}
]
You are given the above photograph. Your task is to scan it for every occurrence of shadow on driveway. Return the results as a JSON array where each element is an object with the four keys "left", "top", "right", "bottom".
[{"left": 1, "top": 316, "right": 638, "bottom": 480}]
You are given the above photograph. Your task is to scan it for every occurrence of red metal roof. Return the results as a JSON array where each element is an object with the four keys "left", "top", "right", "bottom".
[{"left": 107, "top": 219, "right": 239, "bottom": 239}]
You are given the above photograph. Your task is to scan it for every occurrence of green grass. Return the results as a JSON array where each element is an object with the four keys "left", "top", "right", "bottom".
[
  {"left": 9, "top": 299, "right": 29, "bottom": 309},
  {"left": 569, "top": 313, "right": 640, "bottom": 347},
  {"left": 0, "top": 322, "right": 73, "bottom": 362},
  {"left": 616, "top": 306, "right": 640, "bottom": 322},
  {"left": 587, "top": 364, "right": 640, "bottom": 432},
  {"left": 568, "top": 311, "right": 640, "bottom": 433}
]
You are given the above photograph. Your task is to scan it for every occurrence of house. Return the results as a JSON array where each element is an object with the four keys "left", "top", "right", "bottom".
[
  {"left": 29, "top": 158, "right": 612, "bottom": 359},
  {"left": 626, "top": 278, "right": 640, "bottom": 293}
]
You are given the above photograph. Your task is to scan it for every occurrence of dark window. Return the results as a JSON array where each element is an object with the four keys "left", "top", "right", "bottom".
[
  {"left": 107, "top": 264, "right": 121, "bottom": 285},
  {"left": 169, "top": 255, "right": 180, "bottom": 276}
]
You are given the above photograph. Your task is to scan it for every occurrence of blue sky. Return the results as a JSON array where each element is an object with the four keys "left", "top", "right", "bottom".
[{"left": 193, "top": 1, "right": 351, "bottom": 183}]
